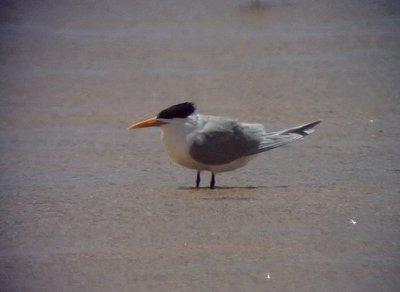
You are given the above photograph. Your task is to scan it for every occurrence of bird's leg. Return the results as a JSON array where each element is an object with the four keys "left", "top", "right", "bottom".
[
  {"left": 196, "top": 171, "right": 201, "bottom": 188},
  {"left": 210, "top": 172, "right": 215, "bottom": 189}
]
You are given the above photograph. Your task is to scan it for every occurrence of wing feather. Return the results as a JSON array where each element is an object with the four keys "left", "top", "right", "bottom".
[
  {"left": 189, "top": 118, "right": 320, "bottom": 165},
  {"left": 189, "top": 119, "right": 261, "bottom": 165}
]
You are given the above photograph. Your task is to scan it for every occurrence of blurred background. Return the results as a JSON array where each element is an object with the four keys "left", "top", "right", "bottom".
[{"left": 1, "top": 0, "right": 400, "bottom": 291}]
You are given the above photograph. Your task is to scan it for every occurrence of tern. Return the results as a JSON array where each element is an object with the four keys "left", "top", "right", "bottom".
[{"left": 128, "top": 102, "right": 320, "bottom": 189}]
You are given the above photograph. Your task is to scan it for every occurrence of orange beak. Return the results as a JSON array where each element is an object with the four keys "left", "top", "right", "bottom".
[{"left": 127, "top": 116, "right": 166, "bottom": 130}]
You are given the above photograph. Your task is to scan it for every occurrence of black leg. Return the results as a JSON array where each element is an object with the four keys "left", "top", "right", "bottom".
[
  {"left": 210, "top": 172, "right": 215, "bottom": 189},
  {"left": 196, "top": 171, "right": 201, "bottom": 188}
]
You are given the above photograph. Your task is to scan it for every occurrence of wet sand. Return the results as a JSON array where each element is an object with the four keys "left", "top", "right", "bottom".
[{"left": 1, "top": 0, "right": 400, "bottom": 291}]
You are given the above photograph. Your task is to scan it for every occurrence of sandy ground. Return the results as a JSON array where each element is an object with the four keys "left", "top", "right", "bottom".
[{"left": 1, "top": 0, "right": 400, "bottom": 291}]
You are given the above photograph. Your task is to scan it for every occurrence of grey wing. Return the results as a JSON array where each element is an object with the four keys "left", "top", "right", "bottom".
[
  {"left": 189, "top": 120, "right": 261, "bottom": 165},
  {"left": 189, "top": 119, "right": 321, "bottom": 164}
]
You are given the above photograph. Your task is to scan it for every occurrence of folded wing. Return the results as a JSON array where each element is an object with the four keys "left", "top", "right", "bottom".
[{"left": 189, "top": 118, "right": 321, "bottom": 165}]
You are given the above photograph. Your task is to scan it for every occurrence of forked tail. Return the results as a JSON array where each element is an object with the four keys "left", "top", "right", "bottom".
[
  {"left": 280, "top": 120, "right": 321, "bottom": 136},
  {"left": 256, "top": 120, "right": 321, "bottom": 153}
]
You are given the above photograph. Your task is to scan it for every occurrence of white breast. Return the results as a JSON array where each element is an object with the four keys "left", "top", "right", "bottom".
[{"left": 160, "top": 116, "right": 208, "bottom": 170}]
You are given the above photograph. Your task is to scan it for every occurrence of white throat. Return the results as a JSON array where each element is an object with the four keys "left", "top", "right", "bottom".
[{"left": 160, "top": 115, "right": 203, "bottom": 169}]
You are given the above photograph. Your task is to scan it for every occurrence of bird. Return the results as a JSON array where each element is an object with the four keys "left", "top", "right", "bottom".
[{"left": 128, "top": 102, "right": 320, "bottom": 189}]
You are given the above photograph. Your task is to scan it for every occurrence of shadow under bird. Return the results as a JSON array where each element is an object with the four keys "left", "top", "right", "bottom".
[{"left": 128, "top": 102, "right": 320, "bottom": 189}]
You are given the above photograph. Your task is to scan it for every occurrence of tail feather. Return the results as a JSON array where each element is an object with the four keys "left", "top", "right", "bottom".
[
  {"left": 280, "top": 120, "right": 321, "bottom": 136},
  {"left": 255, "top": 120, "right": 321, "bottom": 153}
]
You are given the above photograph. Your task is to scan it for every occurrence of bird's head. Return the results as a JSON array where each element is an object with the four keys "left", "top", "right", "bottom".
[{"left": 127, "top": 102, "right": 196, "bottom": 129}]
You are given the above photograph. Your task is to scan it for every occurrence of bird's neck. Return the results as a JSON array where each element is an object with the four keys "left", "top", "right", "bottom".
[
  {"left": 161, "top": 117, "right": 197, "bottom": 144},
  {"left": 160, "top": 116, "right": 199, "bottom": 164}
]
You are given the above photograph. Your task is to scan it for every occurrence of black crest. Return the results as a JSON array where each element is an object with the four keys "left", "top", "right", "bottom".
[{"left": 157, "top": 102, "right": 196, "bottom": 119}]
